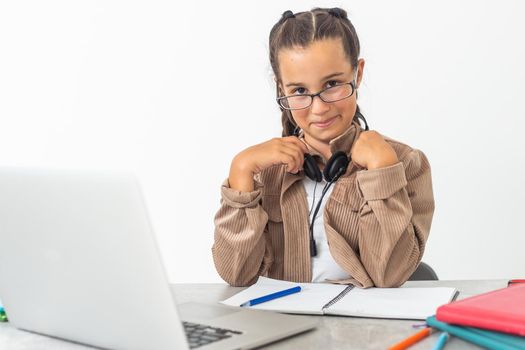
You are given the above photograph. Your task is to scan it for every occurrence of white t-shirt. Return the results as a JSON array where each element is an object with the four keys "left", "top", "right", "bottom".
[{"left": 303, "top": 176, "right": 351, "bottom": 283}]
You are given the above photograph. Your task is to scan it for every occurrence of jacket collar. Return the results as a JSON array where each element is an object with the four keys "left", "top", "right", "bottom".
[
  {"left": 281, "top": 119, "right": 363, "bottom": 195},
  {"left": 298, "top": 119, "right": 361, "bottom": 164}
]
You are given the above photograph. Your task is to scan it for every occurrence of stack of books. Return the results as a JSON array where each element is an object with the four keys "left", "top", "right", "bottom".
[{"left": 427, "top": 283, "right": 525, "bottom": 350}]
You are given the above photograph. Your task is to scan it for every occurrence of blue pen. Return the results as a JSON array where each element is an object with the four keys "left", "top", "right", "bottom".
[
  {"left": 432, "top": 332, "right": 450, "bottom": 350},
  {"left": 240, "top": 286, "right": 302, "bottom": 307}
]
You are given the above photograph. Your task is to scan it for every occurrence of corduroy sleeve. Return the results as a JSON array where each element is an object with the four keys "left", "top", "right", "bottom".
[
  {"left": 355, "top": 148, "right": 435, "bottom": 287},
  {"left": 211, "top": 177, "right": 272, "bottom": 287}
]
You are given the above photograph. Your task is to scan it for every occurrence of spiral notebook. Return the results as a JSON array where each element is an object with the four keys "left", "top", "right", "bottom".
[{"left": 221, "top": 277, "right": 457, "bottom": 320}]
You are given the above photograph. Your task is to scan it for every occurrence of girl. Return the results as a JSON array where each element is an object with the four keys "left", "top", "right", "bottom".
[{"left": 212, "top": 7, "right": 434, "bottom": 288}]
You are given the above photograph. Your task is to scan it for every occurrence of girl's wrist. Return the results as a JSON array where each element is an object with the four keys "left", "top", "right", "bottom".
[
  {"left": 367, "top": 157, "right": 399, "bottom": 170},
  {"left": 232, "top": 153, "right": 256, "bottom": 175},
  {"left": 229, "top": 155, "right": 256, "bottom": 192}
]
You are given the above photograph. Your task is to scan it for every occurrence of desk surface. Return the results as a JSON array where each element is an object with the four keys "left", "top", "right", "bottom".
[{"left": 0, "top": 279, "right": 508, "bottom": 350}]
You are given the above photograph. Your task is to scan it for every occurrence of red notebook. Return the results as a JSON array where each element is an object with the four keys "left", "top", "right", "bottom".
[{"left": 436, "top": 283, "right": 525, "bottom": 336}]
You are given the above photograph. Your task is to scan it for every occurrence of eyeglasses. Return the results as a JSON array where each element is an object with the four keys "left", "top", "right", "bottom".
[{"left": 276, "top": 81, "right": 356, "bottom": 111}]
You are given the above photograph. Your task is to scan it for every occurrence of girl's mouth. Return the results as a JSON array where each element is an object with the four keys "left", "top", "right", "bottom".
[{"left": 311, "top": 115, "right": 338, "bottom": 129}]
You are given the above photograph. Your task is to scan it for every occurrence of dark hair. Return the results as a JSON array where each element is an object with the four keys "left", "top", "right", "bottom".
[{"left": 269, "top": 7, "right": 362, "bottom": 136}]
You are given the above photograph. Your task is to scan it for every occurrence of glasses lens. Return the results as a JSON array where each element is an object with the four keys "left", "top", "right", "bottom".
[
  {"left": 281, "top": 95, "right": 311, "bottom": 110},
  {"left": 320, "top": 84, "right": 354, "bottom": 102}
]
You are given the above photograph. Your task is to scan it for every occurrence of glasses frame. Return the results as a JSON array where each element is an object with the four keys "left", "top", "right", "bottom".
[{"left": 276, "top": 80, "right": 356, "bottom": 111}]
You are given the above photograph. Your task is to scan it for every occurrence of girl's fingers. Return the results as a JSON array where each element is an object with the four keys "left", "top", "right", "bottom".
[
  {"left": 284, "top": 136, "right": 309, "bottom": 154},
  {"left": 281, "top": 143, "right": 305, "bottom": 171},
  {"left": 279, "top": 147, "right": 301, "bottom": 173}
]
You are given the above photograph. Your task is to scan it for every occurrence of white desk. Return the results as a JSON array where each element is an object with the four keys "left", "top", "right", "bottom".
[{"left": 0, "top": 279, "right": 509, "bottom": 349}]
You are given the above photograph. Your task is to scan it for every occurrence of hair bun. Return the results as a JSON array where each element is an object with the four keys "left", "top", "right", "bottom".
[
  {"left": 281, "top": 10, "right": 295, "bottom": 20},
  {"left": 328, "top": 8, "right": 347, "bottom": 19}
]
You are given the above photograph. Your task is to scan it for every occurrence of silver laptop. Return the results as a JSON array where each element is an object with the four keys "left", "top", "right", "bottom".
[{"left": 0, "top": 167, "right": 316, "bottom": 350}]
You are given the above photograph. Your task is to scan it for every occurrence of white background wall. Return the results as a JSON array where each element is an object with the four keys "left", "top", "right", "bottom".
[{"left": 1, "top": 0, "right": 524, "bottom": 283}]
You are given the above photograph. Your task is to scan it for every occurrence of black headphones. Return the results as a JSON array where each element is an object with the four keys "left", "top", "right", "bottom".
[
  {"left": 303, "top": 151, "right": 349, "bottom": 183},
  {"left": 300, "top": 112, "right": 369, "bottom": 257}
]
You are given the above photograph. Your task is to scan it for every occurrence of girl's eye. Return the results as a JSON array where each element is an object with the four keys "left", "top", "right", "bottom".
[
  {"left": 326, "top": 80, "right": 340, "bottom": 88},
  {"left": 292, "top": 87, "right": 307, "bottom": 95}
]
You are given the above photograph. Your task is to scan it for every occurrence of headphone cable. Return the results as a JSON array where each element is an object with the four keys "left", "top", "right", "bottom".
[{"left": 309, "top": 167, "right": 344, "bottom": 257}]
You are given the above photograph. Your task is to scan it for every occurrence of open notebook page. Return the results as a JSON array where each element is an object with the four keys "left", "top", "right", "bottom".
[
  {"left": 220, "top": 276, "right": 347, "bottom": 315},
  {"left": 325, "top": 286, "right": 457, "bottom": 320}
]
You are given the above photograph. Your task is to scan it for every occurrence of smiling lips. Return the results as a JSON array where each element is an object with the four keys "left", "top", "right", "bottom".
[{"left": 311, "top": 115, "right": 338, "bottom": 128}]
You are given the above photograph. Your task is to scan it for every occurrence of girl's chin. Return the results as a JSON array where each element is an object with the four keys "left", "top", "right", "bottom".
[
  {"left": 306, "top": 125, "right": 345, "bottom": 142},
  {"left": 304, "top": 131, "right": 339, "bottom": 144}
]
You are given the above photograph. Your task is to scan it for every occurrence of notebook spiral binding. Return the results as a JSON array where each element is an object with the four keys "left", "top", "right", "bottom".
[{"left": 321, "top": 285, "right": 355, "bottom": 310}]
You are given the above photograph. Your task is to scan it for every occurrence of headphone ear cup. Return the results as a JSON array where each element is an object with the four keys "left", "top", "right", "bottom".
[
  {"left": 303, "top": 154, "right": 323, "bottom": 182},
  {"left": 323, "top": 151, "right": 350, "bottom": 182}
]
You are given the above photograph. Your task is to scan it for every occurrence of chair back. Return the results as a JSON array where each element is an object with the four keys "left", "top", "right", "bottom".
[{"left": 408, "top": 262, "right": 438, "bottom": 281}]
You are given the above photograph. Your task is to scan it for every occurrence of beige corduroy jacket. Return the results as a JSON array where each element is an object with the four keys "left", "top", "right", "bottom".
[{"left": 212, "top": 120, "right": 435, "bottom": 288}]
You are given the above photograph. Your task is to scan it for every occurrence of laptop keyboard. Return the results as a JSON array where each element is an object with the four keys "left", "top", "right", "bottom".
[{"left": 183, "top": 321, "right": 243, "bottom": 349}]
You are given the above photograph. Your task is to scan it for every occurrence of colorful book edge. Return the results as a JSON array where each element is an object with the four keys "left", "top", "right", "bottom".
[
  {"left": 426, "top": 316, "right": 525, "bottom": 350},
  {"left": 436, "top": 284, "right": 525, "bottom": 336}
]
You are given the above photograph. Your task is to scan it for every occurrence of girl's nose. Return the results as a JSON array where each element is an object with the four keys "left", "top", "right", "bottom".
[{"left": 310, "top": 95, "right": 330, "bottom": 115}]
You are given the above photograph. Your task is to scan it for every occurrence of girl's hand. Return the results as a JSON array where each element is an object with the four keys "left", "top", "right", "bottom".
[
  {"left": 229, "top": 137, "right": 308, "bottom": 192},
  {"left": 351, "top": 131, "right": 399, "bottom": 170}
]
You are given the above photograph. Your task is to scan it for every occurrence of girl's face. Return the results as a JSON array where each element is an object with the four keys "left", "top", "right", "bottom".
[{"left": 278, "top": 37, "right": 365, "bottom": 146}]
